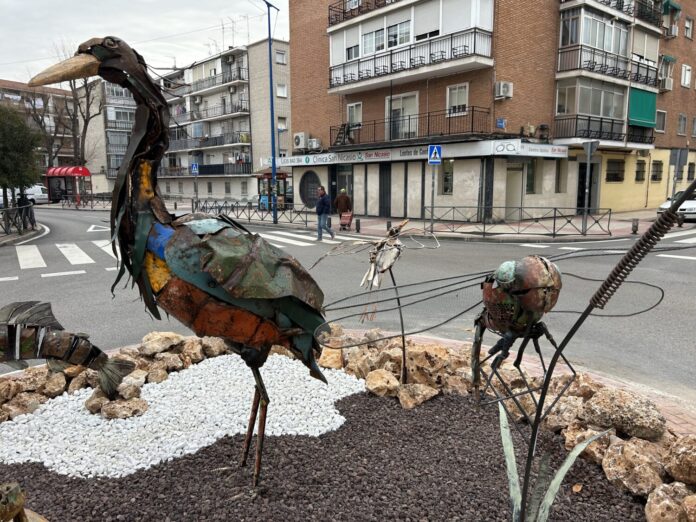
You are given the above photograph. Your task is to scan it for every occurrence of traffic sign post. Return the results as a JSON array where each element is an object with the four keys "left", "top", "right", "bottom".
[
  {"left": 581, "top": 141, "right": 599, "bottom": 235},
  {"left": 191, "top": 163, "right": 199, "bottom": 208},
  {"left": 428, "top": 145, "right": 442, "bottom": 233}
]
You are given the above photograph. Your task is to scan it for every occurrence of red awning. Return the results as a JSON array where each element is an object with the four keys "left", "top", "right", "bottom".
[{"left": 46, "top": 166, "right": 91, "bottom": 177}]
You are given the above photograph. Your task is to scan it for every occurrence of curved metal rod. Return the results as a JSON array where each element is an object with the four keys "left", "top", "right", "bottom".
[{"left": 389, "top": 267, "right": 408, "bottom": 384}]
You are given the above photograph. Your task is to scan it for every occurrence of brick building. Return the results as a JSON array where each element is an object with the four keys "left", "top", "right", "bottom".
[{"left": 287, "top": 0, "right": 694, "bottom": 217}]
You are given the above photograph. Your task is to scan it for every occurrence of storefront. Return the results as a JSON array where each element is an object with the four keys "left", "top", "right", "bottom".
[
  {"left": 254, "top": 168, "right": 290, "bottom": 209},
  {"left": 45, "top": 166, "right": 92, "bottom": 202}
]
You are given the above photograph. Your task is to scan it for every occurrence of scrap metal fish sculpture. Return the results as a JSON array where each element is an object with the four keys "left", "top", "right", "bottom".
[{"left": 0, "top": 301, "right": 134, "bottom": 398}]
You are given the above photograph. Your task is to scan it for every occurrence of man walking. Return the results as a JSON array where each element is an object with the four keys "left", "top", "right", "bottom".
[{"left": 315, "top": 185, "right": 335, "bottom": 241}]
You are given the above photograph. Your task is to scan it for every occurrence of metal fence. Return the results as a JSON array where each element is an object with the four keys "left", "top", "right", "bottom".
[
  {"left": 0, "top": 204, "right": 34, "bottom": 235},
  {"left": 423, "top": 206, "right": 613, "bottom": 237},
  {"left": 192, "top": 199, "right": 312, "bottom": 227}
]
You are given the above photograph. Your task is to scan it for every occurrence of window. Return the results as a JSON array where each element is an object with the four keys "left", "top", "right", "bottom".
[
  {"left": 678, "top": 113, "right": 687, "bottom": 135},
  {"left": 346, "top": 45, "right": 359, "bottom": 61},
  {"left": 688, "top": 163, "right": 695, "bottom": 181},
  {"left": 177, "top": 181, "right": 183, "bottom": 193},
  {"left": 582, "top": 10, "right": 628, "bottom": 55},
  {"left": 387, "top": 21, "right": 410, "bottom": 48},
  {"left": 207, "top": 182, "right": 213, "bottom": 195},
  {"left": 279, "top": 149, "right": 287, "bottom": 157},
  {"left": 692, "top": 117, "right": 696, "bottom": 137},
  {"left": 225, "top": 181, "right": 231, "bottom": 195},
  {"left": 526, "top": 160, "right": 539, "bottom": 194},
  {"left": 277, "top": 116, "right": 287, "bottom": 130},
  {"left": 275, "top": 50, "right": 287, "bottom": 65},
  {"left": 241, "top": 180, "right": 248, "bottom": 196},
  {"left": 386, "top": 93, "right": 418, "bottom": 139},
  {"left": 651, "top": 160, "right": 663, "bottom": 182},
  {"left": 447, "top": 84, "right": 468, "bottom": 115},
  {"left": 345, "top": 0, "right": 360, "bottom": 10},
  {"left": 362, "top": 29, "right": 384, "bottom": 55},
  {"left": 347, "top": 102, "right": 362, "bottom": 127},
  {"left": 682, "top": 64, "right": 692, "bottom": 87},
  {"left": 660, "top": 59, "right": 675, "bottom": 80},
  {"left": 635, "top": 160, "right": 646, "bottom": 182},
  {"left": 560, "top": 8, "right": 580, "bottom": 47},
  {"left": 576, "top": 80, "right": 624, "bottom": 118},
  {"left": 555, "top": 160, "right": 567, "bottom": 193},
  {"left": 656, "top": 110, "right": 666, "bottom": 132},
  {"left": 439, "top": 160, "right": 454, "bottom": 195},
  {"left": 605, "top": 159, "right": 625, "bottom": 182},
  {"left": 276, "top": 83, "right": 287, "bottom": 98},
  {"left": 556, "top": 84, "right": 577, "bottom": 114},
  {"left": 415, "top": 30, "right": 439, "bottom": 41},
  {"left": 686, "top": 18, "right": 694, "bottom": 39},
  {"left": 165, "top": 181, "right": 171, "bottom": 193}
]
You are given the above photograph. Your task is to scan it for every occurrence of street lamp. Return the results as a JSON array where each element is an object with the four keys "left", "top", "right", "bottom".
[
  {"left": 261, "top": 0, "right": 280, "bottom": 224},
  {"left": 277, "top": 127, "right": 287, "bottom": 209}
]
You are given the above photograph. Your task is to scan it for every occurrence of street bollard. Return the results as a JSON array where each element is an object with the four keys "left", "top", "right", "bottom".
[
  {"left": 174, "top": 201, "right": 177, "bottom": 210},
  {"left": 327, "top": 217, "right": 332, "bottom": 229},
  {"left": 355, "top": 218, "right": 360, "bottom": 233},
  {"left": 386, "top": 220, "right": 391, "bottom": 231},
  {"left": 631, "top": 218, "right": 639, "bottom": 234},
  {"left": 677, "top": 214, "right": 685, "bottom": 227}
]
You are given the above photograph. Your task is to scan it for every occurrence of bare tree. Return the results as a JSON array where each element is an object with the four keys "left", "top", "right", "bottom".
[
  {"left": 64, "top": 77, "right": 103, "bottom": 166},
  {"left": 24, "top": 90, "right": 69, "bottom": 168}
]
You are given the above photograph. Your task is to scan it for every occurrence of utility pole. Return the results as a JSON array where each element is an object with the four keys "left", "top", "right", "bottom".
[
  {"left": 582, "top": 140, "right": 599, "bottom": 235},
  {"left": 262, "top": 0, "right": 280, "bottom": 224}
]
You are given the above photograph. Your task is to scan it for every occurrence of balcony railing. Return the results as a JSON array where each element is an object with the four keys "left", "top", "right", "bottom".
[
  {"left": 106, "top": 120, "right": 134, "bottom": 131},
  {"left": 329, "top": 28, "right": 492, "bottom": 88},
  {"left": 160, "top": 162, "right": 252, "bottom": 177},
  {"left": 163, "top": 80, "right": 191, "bottom": 99},
  {"left": 107, "top": 143, "right": 128, "bottom": 154},
  {"left": 190, "top": 68, "right": 248, "bottom": 94},
  {"left": 169, "top": 131, "right": 251, "bottom": 151},
  {"left": 554, "top": 115, "right": 655, "bottom": 143},
  {"left": 558, "top": 45, "right": 658, "bottom": 86},
  {"left": 328, "top": 0, "right": 404, "bottom": 26},
  {"left": 105, "top": 95, "right": 136, "bottom": 107},
  {"left": 107, "top": 168, "right": 119, "bottom": 179},
  {"left": 330, "top": 107, "right": 490, "bottom": 147},
  {"left": 173, "top": 101, "right": 249, "bottom": 124},
  {"left": 559, "top": 0, "right": 662, "bottom": 27}
]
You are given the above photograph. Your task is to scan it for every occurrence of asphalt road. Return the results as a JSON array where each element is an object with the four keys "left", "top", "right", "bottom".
[{"left": 1, "top": 207, "right": 695, "bottom": 402}]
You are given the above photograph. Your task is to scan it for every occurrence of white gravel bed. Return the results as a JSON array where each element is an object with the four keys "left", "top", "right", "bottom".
[{"left": 0, "top": 354, "right": 365, "bottom": 478}]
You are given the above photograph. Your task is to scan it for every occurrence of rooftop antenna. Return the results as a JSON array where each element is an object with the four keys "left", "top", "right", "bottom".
[{"left": 227, "top": 16, "right": 237, "bottom": 47}]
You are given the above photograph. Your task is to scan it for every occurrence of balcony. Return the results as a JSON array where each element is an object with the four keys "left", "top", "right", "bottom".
[
  {"left": 559, "top": 0, "right": 662, "bottom": 27},
  {"left": 105, "top": 95, "right": 136, "bottom": 107},
  {"left": 554, "top": 115, "right": 654, "bottom": 144},
  {"left": 107, "top": 143, "right": 128, "bottom": 154},
  {"left": 558, "top": 45, "right": 658, "bottom": 87},
  {"left": 190, "top": 68, "right": 248, "bottom": 95},
  {"left": 169, "top": 131, "right": 251, "bottom": 152},
  {"left": 171, "top": 101, "right": 250, "bottom": 127},
  {"left": 107, "top": 168, "right": 119, "bottom": 179},
  {"left": 106, "top": 120, "right": 134, "bottom": 131},
  {"left": 328, "top": 0, "right": 404, "bottom": 26},
  {"left": 329, "top": 28, "right": 492, "bottom": 93},
  {"left": 330, "top": 107, "right": 490, "bottom": 149},
  {"left": 159, "top": 163, "right": 252, "bottom": 177}
]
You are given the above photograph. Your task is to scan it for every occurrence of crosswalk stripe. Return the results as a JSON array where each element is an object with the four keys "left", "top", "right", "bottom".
[
  {"left": 105, "top": 267, "right": 118, "bottom": 271},
  {"left": 675, "top": 236, "right": 696, "bottom": 244},
  {"left": 657, "top": 254, "right": 696, "bottom": 261},
  {"left": 519, "top": 244, "right": 549, "bottom": 248},
  {"left": 258, "top": 233, "right": 314, "bottom": 246},
  {"left": 15, "top": 245, "right": 46, "bottom": 269},
  {"left": 41, "top": 270, "right": 86, "bottom": 278},
  {"left": 664, "top": 229, "right": 696, "bottom": 239},
  {"left": 290, "top": 229, "right": 382, "bottom": 241},
  {"left": 268, "top": 231, "right": 340, "bottom": 245},
  {"left": 0, "top": 276, "right": 19, "bottom": 282},
  {"left": 92, "top": 240, "right": 120, "bottom": 259},
  {"left": 558, "top": 246, "right": 585, "bottom": 251},
  {"left": 269, "top": 243, "right": 286, "bottom": 249},
  {"left": 56, "top": 243, "right": 95, "bottom": 265}
]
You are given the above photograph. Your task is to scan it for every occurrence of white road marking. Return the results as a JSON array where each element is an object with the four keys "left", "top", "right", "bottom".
[
  {"left": 675, "top": 236, "right": 696, "bottom": 244},
  {"left": 0, "top": 276, "right": 19, "bottom": 282},
  {"left": 664, "top": 229, "right": 696, "bottom": 239},
  {"left": 519, "top": 244, "right": 550, "bottom": 248},
  {"left": 602, "top": 250, "right": 627, "bottom": 254},
  {"left": 258, "top": 233, "right": 315, "bottom": 246},
  {"left": 105, "top": 267, "right": 118, "bottom": 271},
  {"left": 92, "top": 239, "right": 120, "bottom": 259},
  {"left": 56, "top": 243, "right": 95, "bottom": 265},
  {"left": 657, "top": 254, "right": 696, "bottom": 261},
  {"left": 287, "top": 229, "right": 383, "bottom": 241},
  {"left": 15, "top": 245, "right": 46, "bottom": 269},
  {"left": 41, "top": 270, "right": 86, "bottom": 278},
  {"left": 558, "top": 246, "right": 585, "bottom": 251},
  {"left": 268, "top": 231, "right": 340, "bottom": 245},
  {"left": 269, "top": 243, "right": 286, "bottom": 249},
  {"left": 15, "top": 223, "right": 50, "bottom": 245},
  {"left": 87, "top": 224, "right": 110, "bottom": 232}
]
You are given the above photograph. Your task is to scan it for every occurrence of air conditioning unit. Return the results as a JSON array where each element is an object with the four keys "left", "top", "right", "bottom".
[
  {"left": 226, "top": 55, "right": 236, "bottom": 64},
  {"left": 660, "top": 77, "right": 674, "bottom": 91},
  {"left": 229, "top": 86, "right": 237, "bottom": 94},
  {"left": 193, "top": 95, "right": 203, "bottom": 104},
  {"left": 495, "top": 81, "right": 514, "bottom": 99},
  {"left": 293, "top": 132, "right": 307, "bottom": 150},
  {"left": 308, "top": 138, "right": 322, "bottom": 151},
  {"left": 667, "top": 24, "right": 679, "bottom": 37}
]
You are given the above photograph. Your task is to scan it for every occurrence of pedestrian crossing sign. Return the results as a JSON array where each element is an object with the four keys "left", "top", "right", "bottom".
[{"left": 428, "top": 144, "right": 442, "bottom": 165}]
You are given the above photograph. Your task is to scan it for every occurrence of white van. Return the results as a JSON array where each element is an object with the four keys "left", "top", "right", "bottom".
[{"left": 16, "top": 185, "right": 49, "bottom": 205}]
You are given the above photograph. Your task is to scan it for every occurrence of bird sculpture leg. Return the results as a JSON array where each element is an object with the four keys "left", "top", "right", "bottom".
[
  {"left": 240, "top": 387, "right": 261, "bottom": 468},
  {"left": 471, "top": 317, "right": 485, "bottom": 403},
  {"left": 535, "top": 323, "right": 577, "bottom": 422},
  {"left": 239, "top": 367, "right": 271, "bottom": 486},
  {"left": 388, "top": 268, "right": 408, "bottom": 384}
]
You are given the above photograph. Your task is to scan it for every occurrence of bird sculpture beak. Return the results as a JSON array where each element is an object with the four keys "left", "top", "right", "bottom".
[{"left": 28, "top": 54, "right": 100, "bottom": 86}]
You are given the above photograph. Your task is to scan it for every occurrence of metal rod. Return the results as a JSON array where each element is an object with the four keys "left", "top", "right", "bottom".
[
  {"left": 389, "top": 268, "right": 408, "bottom": 384},
  {"left": 262, "top": 0, "right": 279, "bottom": 225}
]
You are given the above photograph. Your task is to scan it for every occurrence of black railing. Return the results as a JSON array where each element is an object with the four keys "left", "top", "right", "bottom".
[
  {"left": 188, "top": 100, "right": 250, "bottom": 121},
  {"left": 105, "top": 95, "right": 136, "bottom": 107},
  {"left": 634, "top": 0, "right": 662, "bottom": 26},
  {"left": 331, "top": 107, "right": 490, "bottom": 147},
  {"left": 106, "top": 120, "right": 134, "bottom": 131},
  {"left": 328, "top": 0, "right": 403, "bottom": 26},
  {"left": 554, "top": 115, "right": 656, "bottom": 143},
  {"left": 107, "top": 143, "right": 128, "bottom": 154},
  {"left": 194, "top": 199, "right": 311, "bottom": 226},
  {"left": 169, "top": 131, "right": 251, "bottom": 151},
  {"left": 558, "top": 45, "right": 658, "bottom": 86},
  {"left": 107, "top": 168, "right": 119, "bottom": 179},
  {"left": 329, "top": 28, "right": 492, "bottom": 88},
  {"left": 190, "top": 68, "right": 248, "bottom": 94},
  {"left": 160, "top": 163, "right": 252, "bottom": 177}
]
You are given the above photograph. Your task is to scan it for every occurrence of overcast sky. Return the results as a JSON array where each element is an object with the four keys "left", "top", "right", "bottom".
[{"left": 0, "top": 0, "right": 289, "bottom": 83}]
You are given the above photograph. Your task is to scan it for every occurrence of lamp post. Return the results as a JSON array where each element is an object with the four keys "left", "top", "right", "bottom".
[
  {"left": 277, "top": 127, "right": 287, "bottom": 207},
  {"left": 262, "top": 0, "right": 279, "bottom": 224}
]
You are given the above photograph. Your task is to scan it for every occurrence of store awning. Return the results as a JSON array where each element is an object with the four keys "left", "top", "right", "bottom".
[
  {"left": 661, "top": 54, "right": 677, "bottom": 63},
  {"left": 46, "top": 166, "right": 91, "bottom": 177},
  {"left": 254, "top": 167, "right": 289, "bottom": 180},
  {"left": 628, "top": 88, "right": 657, "bottom": 128},
  {"left": 663, "top": 0, "right": 681, "bottom": 14}
]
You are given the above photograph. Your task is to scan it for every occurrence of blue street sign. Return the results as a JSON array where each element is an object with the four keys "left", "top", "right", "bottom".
[
  {"left": 428, "top": 144, "right": 442, "bottom": 165},
  {"left": 191, "top": 163, "right": 199, "bottom": 176}
]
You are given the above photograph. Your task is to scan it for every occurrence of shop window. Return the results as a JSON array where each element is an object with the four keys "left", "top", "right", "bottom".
[
  {"left": 207, "top": 182, "right": 213, "bottom": 195},
  {"left": 225, "top": 181, "right": 231, "bottom": 195},
  {"left": 241, "top": 181, "right": 248, "bottom": 196},
  {"left": 299, "top": 170, "right": 321, "bottom": 207},
  {"left": 439, "top": 160, "right": 454, "bottom": 195},
  {"left": 688, "top": 163, "right": 695, "bottom": 181},
  {"left": 651, "top": 161, "right": 663, "bottom": 182},
  {"left": 605, "top": 159, "right": 625, "bottom": 182},
  {"left": 635, "top": 160, "right": 646, "bottom": 182},
  {"left": 526, "top": 159, "right": 540, "bottom": 194}
]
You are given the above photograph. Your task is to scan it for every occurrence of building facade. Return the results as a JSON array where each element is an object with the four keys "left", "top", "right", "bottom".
[{"left": 288, "top": 0, "right": 694, "bottom": 217}]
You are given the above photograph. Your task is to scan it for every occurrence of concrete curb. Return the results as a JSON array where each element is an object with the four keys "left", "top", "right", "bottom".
[{"left": 0, "top": 224, "right": 45, "bottom": 247}]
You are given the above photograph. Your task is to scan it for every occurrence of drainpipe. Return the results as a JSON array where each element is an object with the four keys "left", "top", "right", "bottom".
[{"left": 644, "top": 151, "right": 652, "bottom": 208}]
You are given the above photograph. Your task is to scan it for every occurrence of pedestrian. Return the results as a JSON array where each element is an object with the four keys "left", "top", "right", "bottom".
[
  {"left": 315, "top": 185, "right": 334, "bottom": 241},
  {"left": 333, "top": 188, "right": 352, "bottom": 215},
  {"left": 16, "top": 193, "right": 35, "bottom": 230}
]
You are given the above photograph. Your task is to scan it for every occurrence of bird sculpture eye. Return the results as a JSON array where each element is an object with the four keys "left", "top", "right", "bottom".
[{"left": 103, "top": 38, "right": 117, "bottom": 48}]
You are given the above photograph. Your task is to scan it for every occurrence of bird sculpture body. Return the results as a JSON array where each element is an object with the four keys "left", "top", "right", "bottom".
[
  {"left": 29, "top": 37, "right": 326, "bottom": 485},
  {"left": 360, "top": 219, "right": 409, "bottom": 290}
]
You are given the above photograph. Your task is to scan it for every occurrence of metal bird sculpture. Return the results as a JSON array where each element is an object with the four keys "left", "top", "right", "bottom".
[
  {"left": 0, "top": 301, "right": 134, "bottom": 397},
  {"left": 29, "top": 37, "right": 327, "bottom": 486}
]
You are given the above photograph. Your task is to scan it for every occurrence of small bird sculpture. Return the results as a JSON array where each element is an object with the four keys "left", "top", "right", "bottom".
[
  {"left": 360, "top": 219, "right": 409, "bottom": 290},
  {"left": 29, "top": 37, "right": 326, "bottom": 486}
]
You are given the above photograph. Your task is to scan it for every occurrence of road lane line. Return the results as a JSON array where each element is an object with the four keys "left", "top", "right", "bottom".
[
  {"left": 15, "top": 223, "right": 51, "bottom": 245},
  {"left": 675, "top": 236, "right": 696, "bottom": 244},
  {"left": 258, "top": 233, "right": 315, "bottom": 246},
  {"left": 92, "top": 239, "right": 120, "bottom": 259},
  {"left": 56, "top": 243, "right": 95, "bottom": 265},
  {"left": 15, "top": 245, "right": 46, "bottom": 269},
  {"left": 659, "top": 253, "right": 696, "bottom": 261},
  {"left": 558, "top": 246, "right": 585, "bottom": 251},
  {"left": 0, "top": 276, "right": 19, "bottom": 282},
  {"left": 269, "top": 243, "right": 286, "bottom": 249},
  {"left": 105, "top": 267, "right": 118, "bottom": 271},
  {"left": 41, "top": 270, "right": 86, "bottom": 278},
  {"left": 664, "top": 229, "right": 696, "bottom": 239},
  {"left": 267, "top": 231, "right": 340, "bottom": 244},
  {"left": 519, "top": 244, "right": 550, "bottom": 248}
]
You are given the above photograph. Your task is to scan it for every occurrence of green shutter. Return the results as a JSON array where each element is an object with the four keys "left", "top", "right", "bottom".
[
  {"left": 663, "top": 0, "right": 682, "bottom": 14},
  {"left": 628, "top": 88, "right": 657, "bottom": 128},
  {"left": 662, "top": 54, "right": 677, "bottom": 63}
]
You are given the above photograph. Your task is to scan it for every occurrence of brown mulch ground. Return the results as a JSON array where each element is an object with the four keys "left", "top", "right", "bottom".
[{"left": 0, "top": 393, "right": 644, "bottom": 521}]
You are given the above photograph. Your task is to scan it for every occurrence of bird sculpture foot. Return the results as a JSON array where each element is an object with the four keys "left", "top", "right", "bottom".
[{"left": 239, "top": 368, "right": 270, "bottom": 487}]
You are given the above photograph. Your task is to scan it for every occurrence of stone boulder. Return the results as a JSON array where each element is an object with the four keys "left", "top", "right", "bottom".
[
  {"left": 566, "top": 373, "right": 604, "bottom": 399},
  {"left": 365, "top": 369, "right": 399, "bottom": 397},
  {"left": 154, "top": 352, "right": 184, "bottom": 372},
  {"left": 375, "top": 347, "right": 403, "bottom": 379},
  {"left": 318, "top": 348, "right": 344, "bottom": 369},
  {"left": 201, "top": 336, "right": 228, "bottom": 358},
  {"left": 563, "top": 421, "right": 615, "bottom": 465},
  {"left": 602, "top": 437, "right": 668, "bottom": 496},
  {"left": 1, "top": 392, "right": 48, "bottom": 420},
  {"left": 117, "top": 369, "right": 148, "bottom": 400},
  {"left": 84, "top": 369, "right": 100, "bottom": 389},
  {"left": 683, "top": 495, "right": 696, "bottom": 522},
  {"left": 147, "top": 368, "right": 169, "bottom": 384},
  {"left": 406, "top": 345, "right": 466, "bottom": 388},
  {"left": 40, "top": 372, "right": 66, "bottom": 398},
  {"left": 67, "top": 372, "right": 89, "bottom": 394},
  {"left": 397, "top": 383, "right": 439, "bottom": 410},
  {"left": 140, "top": 331, "right": 185, "bottom": 356},
  {"left": 62, "top": 365, "right": 85, "bottom": 379},
  {"left": 344, "top": 347, "right": 379, "bottom": 379},
  {"left": 85, "top": 389, "right": 109, "bottom": 414},
  {"left": 545, "top": 396, "right": 584, "bottom": 433},
  {"left": 442, "top": 371, "right": 471, "bottom": 396},
  {"left": 582, "top": 387, "right": 666, "bottom": 440},
  {"left": 13, "top": 366, "right": 48, "bottom": 392},
  {"left": 645, "top": 482, "right": 693, "bottom": 522},
  {"left": 0, "top": 410, "right": 8, "bottom": 423},
  {"left": 101, "top": 398, "right": 149, "bottom": 420},
  {"left": 666, "top": 435, "right": 696, "bottom": 486},
  {"left": 181, "top": 337, "right": 205, "bottom": 366},
  {"left": 0, "top": 380, "right": 22, "bottom": 404}
]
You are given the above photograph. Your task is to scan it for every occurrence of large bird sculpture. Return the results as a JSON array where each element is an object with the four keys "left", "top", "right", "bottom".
[{"left": 29, "top": 37, "right": 326, "bottom": 486}]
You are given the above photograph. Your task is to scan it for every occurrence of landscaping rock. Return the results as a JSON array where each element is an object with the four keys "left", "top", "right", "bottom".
[
  {"left": 645, "top": 482, "right": 692, "bottom": 522},
  {"left": 0, "top": 410, "right": 8, "bottom": 423},
  {"left": 442, "top": 372, "right": 470, "bottom": 396},
  {"left": 147, "top": 369, "right": 169, "bottom": 384},
  {"left": 397, "top": 383, "right": 438, "bottom": 410},
  {"left": 318, "top": 348, "right": 343, "bottom": 369},
  {"left": 1, "top": 392, "right": 48, "bottom": 419},
  {"left": 154, "top": 352, "right": 184, "bottom": 372},
  {"left": 683, "top": 495, "right": 696, "bottom": 522},
  {"left": 602, "top": 437, "right": 668, "bottom": 497},
  {"left": 181, "top": 338, "right": 205, "bottom": 364},
  {"left": 67, "top": 372, "right": 89, "bottom": 394},
  {"left": 101, "top": 398, "right": 148, "bottom": 420},
  {"left": 365, "top": 369, "right": 399, "bottom": 397},
  {"left": 201, "top": 337, "right": 228, "bottom": 358},
  {"left": 545, "top": 396, "right": 584, "bottom": 433},
  {"left": 563, "top": 421, "right": 614, "bottom": 465},
  {"left": 139, "top": 331, "right": 185, "bottom": 356},
  {"left": 375, "top": 347, "right": 403, "bottom": 378},
  {"left": 85, "top": 389, "right": 109, "bottom": 414},
  {"left": 566, "top": 373, "right": 603, "bottom": 399},
  {"left": 344, "top": 347, "right": 378, "bottom": 379},
  {"left": 40, "top": 372, "right": 66, "bottom": 398},
  {"left": 62, "top": 365, "right": 85, "bottom": 379},
  {"left": 14, "top": 366, "right": 49, "bottom": 392},
  {"left": 84, "top": 369, "right": 99, "bottom": 389},
  {"left": 270, "top": 345, "right": 295, "bottom": 359},
  {"left": 0, "top": 380, "right": 22, "bottom": 403},
  {"left": 582, "top": 387, "right": 666, "bottom": 440},
  {"left": 406, "top": 345, "right": 465, "bottom": 388},
  {"left": 666, "top": 435, "right": 696, "bottom": 486}
]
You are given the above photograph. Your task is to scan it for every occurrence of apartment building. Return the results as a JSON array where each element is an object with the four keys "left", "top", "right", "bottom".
[
  {"left": 159, "top": 39, "right": 291, "bottom": 201},
  {"left": 287, "top": 0, "right": 689, "bottom": 217}
]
